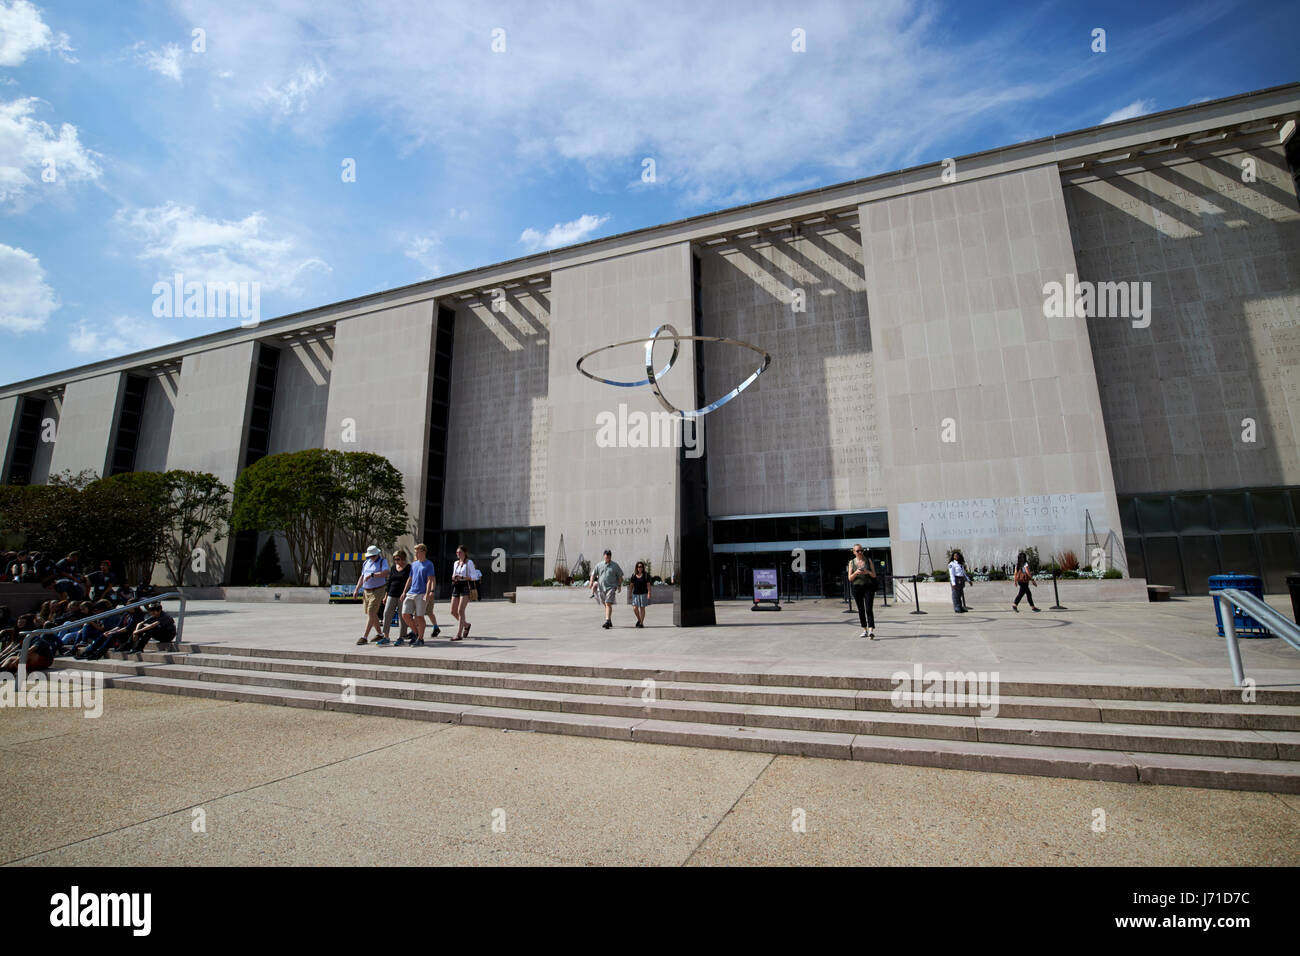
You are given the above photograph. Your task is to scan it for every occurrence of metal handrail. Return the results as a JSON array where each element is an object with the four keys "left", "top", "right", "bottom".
[
  {"left": 1209, "top": 588, "right": 1300, "bottom": 687},
  {"left": 8, "top": 591, "right": 188, "bottom": 677}
]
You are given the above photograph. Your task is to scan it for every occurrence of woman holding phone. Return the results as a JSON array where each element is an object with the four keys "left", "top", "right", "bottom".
[
  {"left": 847, "top": 545, "right": 878, "bottom": 639},
  {"left": 450, "top": 545, "right": 477, "bottom": 641}
]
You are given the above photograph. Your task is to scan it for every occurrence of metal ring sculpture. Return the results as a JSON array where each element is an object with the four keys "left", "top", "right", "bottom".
[{"left": 575, "top": 324, "right": 770, "bottom": 418}]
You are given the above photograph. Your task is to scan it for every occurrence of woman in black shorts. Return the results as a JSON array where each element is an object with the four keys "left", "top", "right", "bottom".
[
  {"left": 629, "top": 561, "right": 652, "bottom": 628},
  {"left": 450, "top": 546, "right": 477, "bottom": 640}
]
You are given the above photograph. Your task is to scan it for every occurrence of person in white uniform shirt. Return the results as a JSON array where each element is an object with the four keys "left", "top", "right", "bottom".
[{"left": 948, "top": 550, "right": 971, "bottom": 613}]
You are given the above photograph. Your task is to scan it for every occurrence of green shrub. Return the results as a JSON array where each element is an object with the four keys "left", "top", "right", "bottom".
[
  {"left": 1103, "top": 568, "right": 1122, "bottom": 579},
  {"left": 987, "top": 570, "right": 1008, "bottom": 581},
  {"left": 932, "top": 569, "right": 949, "bottom": 582}
]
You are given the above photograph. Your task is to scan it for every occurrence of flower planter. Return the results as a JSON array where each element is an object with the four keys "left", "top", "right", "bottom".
[{"left": 910, "top": 578, "right": 1148, "bottom": 604}]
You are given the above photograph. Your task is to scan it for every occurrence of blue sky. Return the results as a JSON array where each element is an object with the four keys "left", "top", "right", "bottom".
[{"left": 0, "top": 0, "right": 1296, "bottom": 384}]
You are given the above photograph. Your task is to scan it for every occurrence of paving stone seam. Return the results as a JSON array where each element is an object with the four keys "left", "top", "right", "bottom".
[{"left": 680, "top": 752, "right": 777, "bottom": 868}]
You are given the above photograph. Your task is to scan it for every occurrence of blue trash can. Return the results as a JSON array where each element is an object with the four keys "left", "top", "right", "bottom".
[{"left": 1209, "top": 573, "right": 1268, "bottom": 637}]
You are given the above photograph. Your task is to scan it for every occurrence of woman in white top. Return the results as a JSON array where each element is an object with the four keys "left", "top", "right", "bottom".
[{"left": 449, "top": 546, "right": 477, "bottom": 641}]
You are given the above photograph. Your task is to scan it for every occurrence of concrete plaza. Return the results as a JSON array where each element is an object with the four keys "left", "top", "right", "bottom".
[
  {"left": 2, "top": 689, "right": 1298, "bottom": 867},
  {"left": 164, "top": 592, "right": 1300, "bottom": 690},
  {"left": 4, "top": 594, "right": 1299, "bottom": 866}
]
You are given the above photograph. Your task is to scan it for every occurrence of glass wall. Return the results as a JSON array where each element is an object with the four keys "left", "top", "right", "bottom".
[
  {"left": 1118, "top": 488, "right": 1300, "bottom": 594},
  {"left": 712, "top": 510, "right": 892, "bottom": 599},
  {"left": 435, "top": 527, "right": 544, "bottom": 600}
]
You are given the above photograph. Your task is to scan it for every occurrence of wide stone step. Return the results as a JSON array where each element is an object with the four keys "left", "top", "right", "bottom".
[
  {"left": 71, "top": 659, "right": 1300, "bottom": 759},
  {"left": 88, "top": 672, "right": 1300, "bottom": 793},
  {"left": 161, "top": 642, "right": 1300, "bottom": 705},
  {"left": 86, "top": 650, "right": 1300, "bottom": 730}
]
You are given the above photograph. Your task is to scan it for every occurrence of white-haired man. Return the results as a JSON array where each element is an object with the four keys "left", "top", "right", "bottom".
[{"left": 353, "top": 545, "right": 389, "bottom": 645}]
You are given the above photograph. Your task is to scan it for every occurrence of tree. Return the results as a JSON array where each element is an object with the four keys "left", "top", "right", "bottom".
[
  {"left": 0, "top": 483, "right": 83, "bottom": 558},
  {"left": 233, "top": 450, "right": 338, "bottom": 585},
  {"left": 86, "top": 472, "right": 172, "bottom": 585},
  {"left": 233, "top": 449, "right": 412, "bottom": 586},
  {"left": 334, "top": 451, "right": 409, "bottom": 554},
  {"left": 47, "top": 468, "right": 99, "bottom": 490},
  {"left": 161, "top": 471, "right": 232, "bottom": 586}
]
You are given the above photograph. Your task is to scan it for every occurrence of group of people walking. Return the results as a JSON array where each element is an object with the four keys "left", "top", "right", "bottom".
[
  {"left": 588, "top": 550, "right": 654, "bottom": 629},
  {"left": 346, "top": 539, "right": 1044, "bottom": 646},
  {"left": 353, "top": 543, "right": 480, "bottom": 646},
  {"left": 851, "top": 546, "right": 1042, "bottom": 635}
]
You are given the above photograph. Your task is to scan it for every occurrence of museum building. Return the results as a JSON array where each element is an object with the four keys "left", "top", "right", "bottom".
[{"left": 3, "top": 85, "right": 1300, "bottom": 599}]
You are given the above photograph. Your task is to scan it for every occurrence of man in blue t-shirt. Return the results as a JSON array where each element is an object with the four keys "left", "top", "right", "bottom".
[
  {"left": 398, "top": 544, "right": 438, "bottom": 646},
  {"left": 353, "top": 546, "right": 389, "bottom": 645}
]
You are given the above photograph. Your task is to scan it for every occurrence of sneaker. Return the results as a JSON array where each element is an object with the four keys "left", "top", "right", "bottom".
[
  {"left": 635, "top": 620, "right": 643, "bottom": 628},
  {"left": 868, "top": 628, "right": 876, "bottom": 640},
  {"left": 391, "top": 637, "right": 406, "bottom": 646},
  {"left": 859, "top": 629, "right": 869, "bottom": 638},
  {"left": 356, "top": 637, "right": 369, "bottom": 645},
  {"left": 602, "top": 620, "right": 612, "bottom": 629},
  {"left": 405, "top": 631, "right": 417, "bottom": 640},
  {"left": 1012, "top": 606, "right": 1019, "bottom": 613},
  {"left": 431, "top": 626, "right": 440, "bottom": 638},
  {"left": 412, "top": 639, "right": 425, "bottom": 647},
  {"left": 1031, "top": 607, "right": 1041, "bottom": 612},
  {"left": 374, "top": 637, "right": 391, "bottom": 646}
]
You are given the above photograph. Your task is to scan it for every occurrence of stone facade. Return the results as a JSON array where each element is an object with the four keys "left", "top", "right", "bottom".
[
  {"left": 443, "top": 291, "right": 550, "bottom": 530},
  {"left": 544, "top": 243, "right": 695, "bottom": 577},
  {"left": 1066, "top": 142, "right": 1300, "bottom": 494},
  {"left": 699, "top": 225, "right": 884, "bottom": 516},
  {"left": 2, "top": 87, "right": 1297, "bottom": 595}
]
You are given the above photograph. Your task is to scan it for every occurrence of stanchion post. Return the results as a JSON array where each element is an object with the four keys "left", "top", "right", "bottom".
[
  {"left": 1050, "top": 573, "right": 1066, "bottom": 611},
  {"left": 910, "top": 573, "right": 927, "bottom": 615}
]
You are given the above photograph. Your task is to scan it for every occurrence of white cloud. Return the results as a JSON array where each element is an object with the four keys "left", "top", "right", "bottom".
[
  {"left": 1101, "top": 99, "right": 1157, "bottom": 124},
  {"left": 0, "top": 0, "right": 74, "bottom": 67},
  {"left": 404, "top": 233, "right": 441, "bottom": 275},
  {"left": 258, "top": 62, "right": 328, "bottom": 115},
  {"left": 0, "top": 243, "right": 57, "bottom": 332},
  {"left": 448, "top": 207, "right": 469, "bottom": 221},
  {"left": 69, "top": 314, "right": 178, "bottom": 357},
  {"left": 519, "top": 213, "right": 610, "bottom": 252},
  {"left": 115, "top": 201, "right": 330, "bottom": 293},
  {"left": 159, "top": 0, "right": 1237, "bottom": 208},
  {"left": 0, "top": 97, "right": 101, "bottom": 207},
  {"left": 137, "top": 42, "right": 184, "bottom": 81}
]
